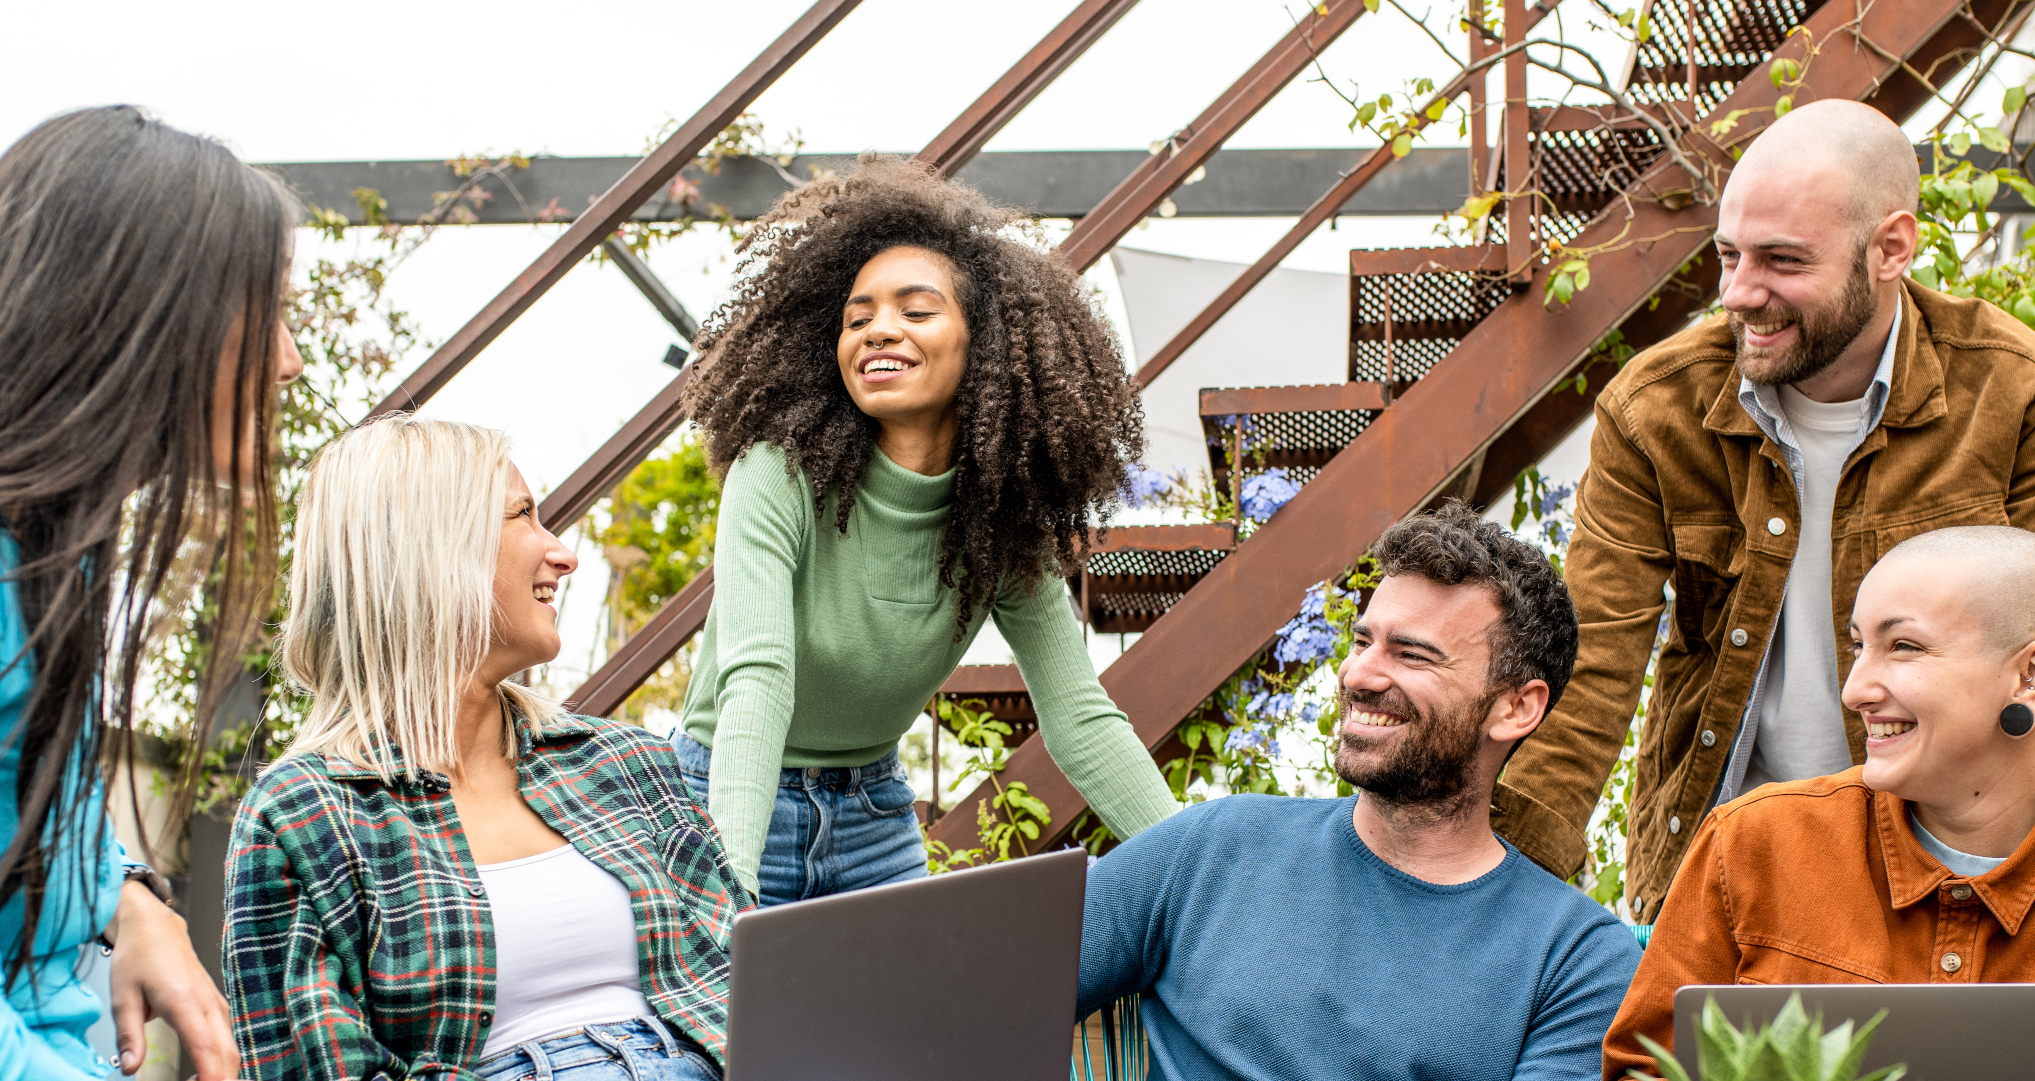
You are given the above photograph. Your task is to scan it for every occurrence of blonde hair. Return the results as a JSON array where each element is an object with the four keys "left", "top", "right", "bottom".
[{"left": 280, "top": 414, "right": 564, "bottom": 780}]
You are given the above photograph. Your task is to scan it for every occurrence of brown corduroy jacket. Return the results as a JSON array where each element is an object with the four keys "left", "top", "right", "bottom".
[
  {"left": 1601, "top": 768, "right": 2035, "bottom": 1080},
  {"left": 1492, "top": 281, "right": 2035, "bottom": 921}
]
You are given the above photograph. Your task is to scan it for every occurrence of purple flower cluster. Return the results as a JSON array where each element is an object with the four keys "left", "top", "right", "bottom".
[
  {"left": 1123, "top": 465, "right": 1171, "bottom": 509},
  {"left": 1536, "top": 482, "right": 1576, "bottom": 548},
  {"left": 1204, "top": 413, "right": 1259, "bottom": 448},
  {"left": 1224, "top": 722, "right": 1281, "bottom": 758},
  {"left": 1241, "top": 468, "right": 1301, "bottom": 522},
  {"left": 1272, "top": 584, "right": 1336, "bottom": 666}
]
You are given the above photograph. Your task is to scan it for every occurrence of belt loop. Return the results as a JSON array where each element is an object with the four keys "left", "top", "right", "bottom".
[
  {"left": 648, "top": 1015, "right": 684, "bottom": 1056},
  {"left": 522, "top": 1038, "right": 556, "bottom": 1081}
]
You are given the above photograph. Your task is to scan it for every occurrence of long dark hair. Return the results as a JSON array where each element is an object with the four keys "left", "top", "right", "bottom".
[
  {"left": 0, "top": 106, "right": 294, "bottom": 981},
  {"left": 684, "top": 155, "right": 1144, "bottom": 635}
]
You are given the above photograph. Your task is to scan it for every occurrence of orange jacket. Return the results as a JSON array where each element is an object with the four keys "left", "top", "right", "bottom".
[
  {"left": 1494, "top": 283, "right": 2035, "bottom": 921},
  {"left": 1601, "top": 767, "right": 2035, "bottom": 1080}
]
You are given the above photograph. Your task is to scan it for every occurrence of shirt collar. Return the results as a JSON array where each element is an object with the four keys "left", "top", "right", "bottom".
[
  {"left": 1875, "top": 787, "right": 2035, "bottom": 933},
  {"left": 318, "top": 706, "right": 597, "bottom": 787},
  {"left": 1735, "top": 299, "right": 1900, "bottom": 452}
]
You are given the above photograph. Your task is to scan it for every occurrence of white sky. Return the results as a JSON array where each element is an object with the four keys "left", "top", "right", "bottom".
[{"left": 4, "top": 1, "right": 2017, "bottom": 697}]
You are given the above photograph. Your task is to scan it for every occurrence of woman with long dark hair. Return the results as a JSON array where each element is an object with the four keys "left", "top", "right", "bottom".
[
  {"left": 0, "top": 106, "right": 302, "bottom": 1081},
  {"left": 675, "top": 154, "right": 1178, "bottom": 906}
]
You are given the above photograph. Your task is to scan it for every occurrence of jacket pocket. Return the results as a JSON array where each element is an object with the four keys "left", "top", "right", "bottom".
[
  {"left": 1668, "top": 523, "right": 1744, "bottom": 648},
  {"left": 1870, "top": 497, "right": 2011, "bottom": 562}
]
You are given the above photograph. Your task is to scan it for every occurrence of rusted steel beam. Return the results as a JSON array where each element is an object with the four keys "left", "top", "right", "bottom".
[
  {"left": 1463, "top": 263, "right": 1717, "bottom": 510},
  {"left": 365, "top": 0, "right": 862, "bottom": 420},
  {"left": 562, "top": 567, "right": 716, "bottom": 718},
  {"left": 1349, "top": 246, "right": 1503, "bottom": 275},
  {"left": 941, "top": 665, "right": 1029, "bottom": 696},
  {"left": 1128, "top": 1, "right": 1561, "bottom": 388},
  {"left": 1056, "top": 0, "right": 1372, "bottom": 272},
  {"left": 930, "top": 0, "right": 1998, "bottom": 855},
  {"left": 916, "top": 0, "right": 1145, "bottom": 174},
  {"left": 539, "top": 368, "right": 693, "bottom": 529},
  {"left": 1199, "top": 383, "right": 1390, "bottom": 416},
  {"left": 1503, "top": 0, "right": 1532, "bottom": 286},
  {"left": 1091, "top": 523, "right": 1236, "bottom": 553}
]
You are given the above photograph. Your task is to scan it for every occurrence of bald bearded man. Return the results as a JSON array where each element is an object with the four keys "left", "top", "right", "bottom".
[
  {"left": 1602, "top": 526, "right": 2035, "bottom": 1078},
  {"left": 1492, "top": 99, "right": 2035, "bottom": 925}
]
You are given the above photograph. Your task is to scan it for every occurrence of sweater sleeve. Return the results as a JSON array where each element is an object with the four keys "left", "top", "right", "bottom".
[
  {"left": 701, "top": 445, "right": 810, "bottom": 897},
  {"left": 1076, "top": 810, "right": 1184, "bottom": 1017},
  {"left": 993, "top": 579, "right": 1178, "bottom": 842},
  {"left": 1514, "top": 917, "right": 1642, "bottom": 1081}
]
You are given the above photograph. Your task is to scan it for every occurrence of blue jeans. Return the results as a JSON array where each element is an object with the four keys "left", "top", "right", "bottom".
[
  {"left": 673, "top": 734, "right": 927, "bottom": 906},
  {"left": 475, "top": 1018, "right": 720, "bottom": 1081}
]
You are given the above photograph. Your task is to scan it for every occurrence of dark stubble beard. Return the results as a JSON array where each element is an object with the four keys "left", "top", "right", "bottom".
[
  {"left": 1731, "top": 241, "right": 1877, "bottom": 387},
  {"left": 1332, "top": 683, "right": 1499, "bottom": 813}
]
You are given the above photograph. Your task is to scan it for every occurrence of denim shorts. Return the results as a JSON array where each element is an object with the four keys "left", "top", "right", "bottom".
[
  {"left": 475, "top": 1018, "right": 720, "bottom": 1081},
  {"left": 673, "top": 734, "right": 927, "bottom": 906}
]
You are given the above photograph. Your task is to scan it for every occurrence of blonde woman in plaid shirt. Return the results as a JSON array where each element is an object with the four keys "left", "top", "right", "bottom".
[{"left": 223, "top": 416, "right": 748, "bottom": 1081}]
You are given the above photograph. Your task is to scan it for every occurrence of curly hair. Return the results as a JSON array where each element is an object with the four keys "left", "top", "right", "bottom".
[
  {"left": 1373, "top": 501, "right": 1579, "bottom": 714},
  {"left": 683, "top": 154, "right": 1144, "bottom": 635}
]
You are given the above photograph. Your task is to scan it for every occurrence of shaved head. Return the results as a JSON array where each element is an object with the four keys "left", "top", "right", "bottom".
[
  {"left": 1730, "top": 99, "right": 1918, "bottom": 236},
  {"left": 1880, "top": 526, "right": 2035, "bottom": 654}
]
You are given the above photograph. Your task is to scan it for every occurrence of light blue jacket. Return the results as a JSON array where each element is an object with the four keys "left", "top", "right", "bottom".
[{"left": 0, "top": 531, "right": 128, "bottom": 1081}]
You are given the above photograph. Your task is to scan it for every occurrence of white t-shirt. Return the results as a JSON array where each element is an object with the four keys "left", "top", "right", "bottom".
[
  {"left": 1743, "top": 386, "right": 1867, "bottom": 790},
  {"left": 477, "top": 843, "right": 656, "bottom": 1057}
]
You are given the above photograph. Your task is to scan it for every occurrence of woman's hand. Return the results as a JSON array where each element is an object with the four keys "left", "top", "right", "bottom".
[{"left": 104, "top": 880, "right": 242, "bottom": 1080}]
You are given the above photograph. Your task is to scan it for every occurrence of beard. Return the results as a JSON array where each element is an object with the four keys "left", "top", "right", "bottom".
[
  {"left": 1731, "top": 242, "right": 1877, "bottom": 387},
  {"left": 1332, "top": 683, "right": 1498, "bottom": 809}
]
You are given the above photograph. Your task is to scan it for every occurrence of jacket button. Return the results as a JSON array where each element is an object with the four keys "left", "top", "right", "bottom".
[
  {"left": 1951, "top": 884, "right": 1974, "bottom": 901},
  {"left": 1767, "top": 517, "right": 1787, "bottom": 535},
  {"left": 1669, "top": 815, "right": 1682, "bottom": 834},
  {"left": 1700, "top": 729, "right": 1717, "bottom": 748},
  {"left": 1730, "top": 628, "right": 1749, "bottom": 647},
  {"left": 1941, "top": 952, "right": 1963, "bottom": 973}
]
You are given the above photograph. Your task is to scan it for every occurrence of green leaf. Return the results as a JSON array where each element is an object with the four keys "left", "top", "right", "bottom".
[
  {"left": 1635, "top": 13, "right": 1652, "bottom": 42},
  {"left": 1973, "top": 170, "right": 1999, "bottom": 211},
  {"left": 1949, "top": 130, "right": 1973, "bottom": 157},
  {"left": 1182, "top": 726, "right": 1203, "bottom": 750},
  {"left": 1391, "top": 132, "right": 1412, "bottom": 158},
  {"left": 1768, "top": 58, "right": 1800, "bottom": 89},
  {"left": 1980, "top": 126, "right": 2011, "bottom": 154},
  {"left": 2005, "top": 85, "right": 2026, "bottom": 117},
  {"left": 1362, "top": 0, "right": 1378, "bottom": 10},
  {"left": 1544, "top": 272, "right": 1575, "bottom": 308},
  {"left": 1912, "top": 265, "right": 1941, "bottom": 289},
  {"left": 1773, "top": 94, "right": 1793, "bottom": 118},
  {"left": 2014, "top": 293, "right": 2035, "bottom": 328},
  {"left": 1426, "top": 98, "right": 1448, "bottom": 121},
  {"left": 1574, "top": 266, "right": 1592, "bottom": 291},
  {"left": 1357, "top": 102, "right": 1377, "bottom": 126},
  {"left": 1631, "top": 1034, "right": 1694, "bottom": 1081}
]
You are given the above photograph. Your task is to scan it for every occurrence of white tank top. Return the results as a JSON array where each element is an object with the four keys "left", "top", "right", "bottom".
[{"left": 477, "top": 843, "right": 656, "bottom": 1057}]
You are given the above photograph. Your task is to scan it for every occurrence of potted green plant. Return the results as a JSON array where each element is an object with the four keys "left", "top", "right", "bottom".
[{"left": 1629, "top": 992, "right": 1906, "bottom": 1081}]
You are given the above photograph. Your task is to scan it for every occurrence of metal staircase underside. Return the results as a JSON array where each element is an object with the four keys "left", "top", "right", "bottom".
[{"left": 361, "top": 0, "right": 2025, "bottom": 855}]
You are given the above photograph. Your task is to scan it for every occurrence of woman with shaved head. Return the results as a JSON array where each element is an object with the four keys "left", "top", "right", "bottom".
[{"left": 1605, "top": 525, "right": 2035, "bottom": 1078}]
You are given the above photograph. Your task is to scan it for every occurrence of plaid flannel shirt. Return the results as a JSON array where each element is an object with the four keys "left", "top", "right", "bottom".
[{"left": 223, "top": 713, "right": 747, "bottom": 1081}]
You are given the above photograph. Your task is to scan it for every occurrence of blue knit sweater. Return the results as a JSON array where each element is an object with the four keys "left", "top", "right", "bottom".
[{"left": 1077, "top": 795, "right": 1641, "bottom": 1081}]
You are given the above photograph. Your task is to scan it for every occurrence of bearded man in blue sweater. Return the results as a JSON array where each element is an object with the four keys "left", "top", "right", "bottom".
[{"left": 1078, "top": 503, "right": 1642, "bottom": 1080}]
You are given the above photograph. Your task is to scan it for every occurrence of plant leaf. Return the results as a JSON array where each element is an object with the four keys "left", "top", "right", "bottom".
[
  {"left": 1773, "top": 94, "right": 1793, "bottom": 118},
  {"left": 1391, "top": 132, "right": 1413, "bottom": 158}
]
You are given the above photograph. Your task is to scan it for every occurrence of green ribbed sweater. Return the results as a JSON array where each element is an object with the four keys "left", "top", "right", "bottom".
[{"left": 679, "top": 442, "right": 1179, "bottom": 895}]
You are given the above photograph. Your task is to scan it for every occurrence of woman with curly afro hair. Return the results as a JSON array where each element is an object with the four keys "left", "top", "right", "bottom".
[{"left": 671, "top": 155, "right": 1179, "bottom": 904}]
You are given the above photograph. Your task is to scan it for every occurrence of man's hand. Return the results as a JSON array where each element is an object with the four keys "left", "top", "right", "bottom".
[{"left": 103, "top": 880, "right": 240, "bottom": 1080}]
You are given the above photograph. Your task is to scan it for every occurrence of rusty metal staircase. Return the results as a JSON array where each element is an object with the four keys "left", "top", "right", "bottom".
[{"left": 358, "top": 0, "right": 2023, "bottom": 859}]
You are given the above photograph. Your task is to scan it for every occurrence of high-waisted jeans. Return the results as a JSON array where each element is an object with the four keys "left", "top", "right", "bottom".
[
  {"left": 475, "top": 1018, "right": 720, "bottom": 1081},
  {"left": 673, "top": 734, "right": 927, "bottom": 907}
]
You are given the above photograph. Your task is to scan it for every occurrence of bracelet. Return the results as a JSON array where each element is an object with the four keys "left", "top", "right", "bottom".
[{"left": 122, "top": 866, "right": 175, "bottom": 906}]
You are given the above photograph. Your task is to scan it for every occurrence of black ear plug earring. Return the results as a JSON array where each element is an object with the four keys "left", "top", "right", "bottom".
[{"left": 2003, "top": 703, "right": 2035, "bottom": 737}]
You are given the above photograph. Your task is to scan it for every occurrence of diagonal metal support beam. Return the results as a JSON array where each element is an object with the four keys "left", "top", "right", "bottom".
[
  {"left": 602, "top": 237, "right": 700, "bottom": 342},
  {"left": 1129, "top": 0, "right": 1559, "bottom": 388},
  {"left": 929, "top": 0, "right": 2016, "bottom": 855},
  {"left": 1055, "top": 0, "right": 1371, "bottom": 271},
  {"left": 915, "top": 0, "right": 1145, "bottom": 174},
  {"left": 364, "top": 0, "right": 862, "bottom": 421},
  {"left": 562, "top": 0, "right": 1164, "bottom": 711}
]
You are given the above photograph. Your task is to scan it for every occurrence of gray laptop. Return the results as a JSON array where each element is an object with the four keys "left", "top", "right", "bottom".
[
  {"left": 724, "top": 848, "right": 1086, "bottom": 1081},
  {"left": 1673, "top": 984, "right": 2035, "bottom": 1076}
]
